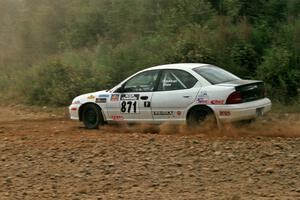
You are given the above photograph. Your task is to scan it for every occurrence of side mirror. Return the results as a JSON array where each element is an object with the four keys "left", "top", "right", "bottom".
[{"left": 115, "top": 85, "right": 125, "bottom": 93}]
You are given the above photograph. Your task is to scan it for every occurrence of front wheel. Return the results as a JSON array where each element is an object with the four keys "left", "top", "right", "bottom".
[{"left": 82, "top": 104, "right": 104, "bottom": 129}]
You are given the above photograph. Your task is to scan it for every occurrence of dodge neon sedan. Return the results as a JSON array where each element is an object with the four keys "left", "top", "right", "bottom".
[{"left": 69, "top": 63, "right": 271, "bottom": 129}]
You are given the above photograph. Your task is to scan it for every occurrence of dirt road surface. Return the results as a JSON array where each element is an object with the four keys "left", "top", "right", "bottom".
[{"left": 0, "top": 105, "right": 300, "bottom": 200}]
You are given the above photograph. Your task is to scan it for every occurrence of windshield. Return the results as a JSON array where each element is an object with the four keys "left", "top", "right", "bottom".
[{"left": 193, "top": 65, "right": 240, "bottom": 84}]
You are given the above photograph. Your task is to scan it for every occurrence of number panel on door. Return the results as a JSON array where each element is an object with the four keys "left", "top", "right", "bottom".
[{"left": 120, "top": 94, "right": 139, "bottom": 114}]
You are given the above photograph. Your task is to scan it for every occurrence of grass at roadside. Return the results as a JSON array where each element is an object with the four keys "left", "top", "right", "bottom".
[{"left": 271, "top": 100, "right": 300, "bottom": 113}]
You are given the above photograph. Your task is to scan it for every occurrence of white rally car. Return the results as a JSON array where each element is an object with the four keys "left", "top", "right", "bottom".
[{"left": 69, "top": 63, "right": 271, "bottom": 129}]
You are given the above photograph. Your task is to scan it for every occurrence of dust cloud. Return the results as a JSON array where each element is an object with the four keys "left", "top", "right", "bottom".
[{"left": 98, "top": 114, "right": 300, "bottom": 138}]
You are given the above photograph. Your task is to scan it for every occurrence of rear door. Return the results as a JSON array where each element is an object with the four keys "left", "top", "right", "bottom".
[{"left": 151, "top": 69, "right": 199, "bottom": 121}]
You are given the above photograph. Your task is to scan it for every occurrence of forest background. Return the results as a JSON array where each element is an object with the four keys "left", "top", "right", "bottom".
[{"left": 0, "top": 0, "right": 299, "bottom": 109}]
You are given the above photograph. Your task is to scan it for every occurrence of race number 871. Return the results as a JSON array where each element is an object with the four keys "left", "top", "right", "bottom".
[{"left": 121, "top": 101, "right": 138, "bottom": 113}]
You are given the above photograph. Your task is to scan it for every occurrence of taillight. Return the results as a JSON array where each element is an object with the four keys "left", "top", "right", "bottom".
[{"left": 226, "top": 91, "right": 243, "bottom": 104}]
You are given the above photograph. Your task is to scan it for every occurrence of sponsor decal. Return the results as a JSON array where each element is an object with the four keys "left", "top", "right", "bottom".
[
  {"left": 96, "top": 98, "right": 107, "bottom": 103},
  {"left": 176, "top": 111, "right": 182, "bottom": 116},
  {"left": 98, "top": 94, "right": 110, "bottom": 98},
  {"left": 120, "top": 94, "right": 139, "bottom": 101},
  {"left": 111, "top": 115, "right": 124, "bottom": 120},
  {"left": 210, "top": 100, "right": 225, "bottom": 105},
  {"left": 163, "top": 80, "right": 178, "bottom": 87},
  {"left": 199, "top": 91, "right": 208, "bottom": 97},
  {"left": 111, "top": 94, "right": 120, "bottom": 101},
  {"left": 87, "top": 95, "right": 95, "bottom": 100},
  {"left": 219, "top": 111, "right": 231, "bottom": 116},
  {"left": 197, "top": 91, "right": 209, "bottom": 104},
  {"left": 197, "top": 98, "right": 209, "bottom": 104},
  {"left": 72, "top": 101, "right": 80, "bottom": 105},
  {"left": 153, "top": 111, "right": 174, "bottom": 116},
  {"left": 70, "top": 107, "right": 77, "bottom": 111}
]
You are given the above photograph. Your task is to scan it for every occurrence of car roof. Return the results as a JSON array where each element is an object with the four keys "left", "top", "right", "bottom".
[{"left": 145, "top": 63, "right": 209, "bottom": 71}]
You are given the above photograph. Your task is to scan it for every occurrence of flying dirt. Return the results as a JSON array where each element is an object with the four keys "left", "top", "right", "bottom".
[{"left": 0, "top": 105, "right": 299, "bottom": 199}]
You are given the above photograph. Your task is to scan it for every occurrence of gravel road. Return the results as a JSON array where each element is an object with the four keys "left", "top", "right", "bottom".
[{"left": 0, "top": 105, "right": 299, "bottom": 200}]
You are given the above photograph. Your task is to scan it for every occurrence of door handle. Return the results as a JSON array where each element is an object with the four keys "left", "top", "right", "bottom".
[
  {"left": 183, "top": 95, "right": 191, "bottom": 98},
  {"left": 141, "top": 96, "right": 148, "bottom": 100}
]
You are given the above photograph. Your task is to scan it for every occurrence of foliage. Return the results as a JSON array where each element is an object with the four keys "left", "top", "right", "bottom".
[
  {"left": 257, "top": 47, "right": 300, "bottom": 103},
  {"left": 20, "top": 59, "right": 108, "bottom": 106}
]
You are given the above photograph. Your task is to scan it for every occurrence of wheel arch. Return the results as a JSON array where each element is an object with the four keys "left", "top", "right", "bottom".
[
  {"left": 186, "top": 104, "right": 221, "bottom": 128},
  {"left": 186, "top": 105, "right": 216, "bottom": 120},
  {"left": 79, "top": 103, "right": 103, "bottom": 121}
]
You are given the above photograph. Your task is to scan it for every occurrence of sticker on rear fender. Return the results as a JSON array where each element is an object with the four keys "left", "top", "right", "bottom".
[{"left": 210, "top": 100, "right": 225, "bottom": 105}]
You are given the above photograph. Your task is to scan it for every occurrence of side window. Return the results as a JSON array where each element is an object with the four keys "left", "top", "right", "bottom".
[
  {"left": 123, "top": 70, "right": 159, "bottom": 92},
  {"left": 157, "top": 69, "right": 197, "bottom": 91}
]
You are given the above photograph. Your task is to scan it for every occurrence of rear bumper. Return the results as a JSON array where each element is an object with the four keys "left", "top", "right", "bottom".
[{"left": 211, "top": 98, "right": 271, "bottom": 123}]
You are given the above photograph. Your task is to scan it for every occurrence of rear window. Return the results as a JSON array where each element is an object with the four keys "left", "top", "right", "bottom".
[{"left": 193, "top": 65, "right": 240, "bottom": 84}]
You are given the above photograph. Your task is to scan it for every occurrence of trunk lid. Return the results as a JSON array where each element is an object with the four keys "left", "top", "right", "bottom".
[{"left": 218, "top": 80, "right": 265, "bottom": 103}]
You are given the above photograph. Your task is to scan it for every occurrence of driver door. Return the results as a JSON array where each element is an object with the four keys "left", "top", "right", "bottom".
[{"left": 106, "top": 70, "right": 159, "bottom": 122}]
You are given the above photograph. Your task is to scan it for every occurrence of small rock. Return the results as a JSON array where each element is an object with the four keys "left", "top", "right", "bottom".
[
  {"left": 212, "top": 167, "right": 219, "bottom": 172},
  {"left": 1, "top": 156, "right": 7, "bottom": 161},
  {"left": 265, "top": 167, "right": 274, "bottom": 173},
  {"left": 288, "top": 154, "right": 297, "bottom": 159},
  {"left": 230, "top": 195, "right": 241, "bottom": 200},
  {"left": 214, "top": 151, "right": 222, "bottom": 156},
  {"left": 192, "top": 140, "right": 199, "bottom": 144},
  {"left": 74, "top": 174, "right": 84, "bottom": 178},
  {"left": 263, "top": 152, "right": 276, "bottom": 157},
  {"left": 107, "top": 163, "right": 115, "bottom": 167},
  {"left": 150, "top": 182, "right": 160, "bottom": 187},
  {"left": 227, "top": 153, "right": 235, "bottom": 158},
  {"left": 5, "top": 177, "right": 12, "bottom": 183},
  {"left": 165, "top": 174, "right": 173, "bottom": 178},
  {"left": 273, "top": 143, "right": 284, "bottom": 150},
  {"left": 0, "top": 130, "right": 4, "bottom": 133},
  {"left": 212, "top": 142, "right": 218, "bottom": 150},
  {"left": 149, "top": 138, "right": 155, "bottom": 143}
]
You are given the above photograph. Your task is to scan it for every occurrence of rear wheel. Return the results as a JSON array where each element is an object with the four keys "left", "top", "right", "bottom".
[
  {"left": 187, "top": 107, "right": 216, "bottom": 130},
  {"left": 82, "top": 104, "right": 103, "bottom": 129}
]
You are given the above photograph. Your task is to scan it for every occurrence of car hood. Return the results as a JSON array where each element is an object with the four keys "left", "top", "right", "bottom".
[{"left": 72, "top": 90, "right": 110, "bottom": 104}]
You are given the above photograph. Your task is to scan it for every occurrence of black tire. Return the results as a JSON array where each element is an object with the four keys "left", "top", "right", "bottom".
[
  {"left": 187, "top": 107, "right": 216, "bottom": 130},
  {"left": 82, "top": 104, "right": 104, "bottom": 129}
]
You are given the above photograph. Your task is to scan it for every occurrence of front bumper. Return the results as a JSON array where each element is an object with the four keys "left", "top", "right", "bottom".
[
  {"left": 211, "top": 98, "right": 272, "bottom": 123},
  {"left": 69, "top": 104, "right": 80, "bottom": 120}
]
